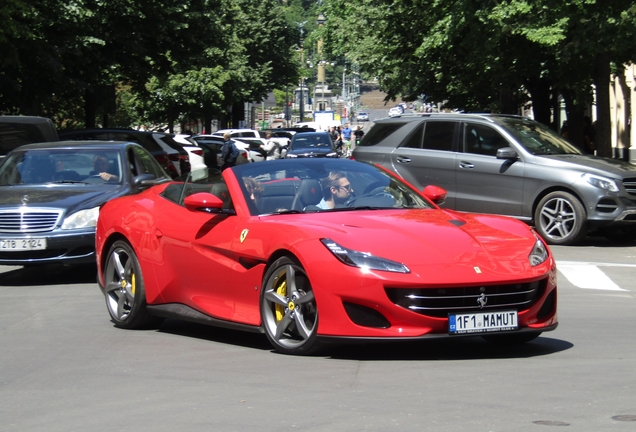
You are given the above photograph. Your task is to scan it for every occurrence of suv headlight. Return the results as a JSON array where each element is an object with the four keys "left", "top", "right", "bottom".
[
  {"left": 321, "top": 239, "right": 410, "bottom": 273},
  {"left": 583, "top": 173, "right": 619, "bottom": 192},
  {"left": 529, "top": 234, "right": 549, "bottom": 266},
  {"left": 61, "top": 206, "right": 100, "bottom": 230}
]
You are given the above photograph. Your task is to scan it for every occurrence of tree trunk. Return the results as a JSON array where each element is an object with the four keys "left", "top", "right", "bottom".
[
  {"left": 594, "top": 52, "right": 612, "bottom": 158},
  {"left": 231, "top": 102, "right": 244, "bottom": 128},
  {"left": 562, "top": 89, "right": 586, "bottom": 153},
  {"left": 526, "top": 78, "right": 552, "bottom": 127},
  {"left": 84, "top": 88, "right": 97, "bottom": 128}
]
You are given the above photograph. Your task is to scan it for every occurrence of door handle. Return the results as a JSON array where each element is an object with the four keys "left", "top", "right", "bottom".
[
  {"left": 459, "top": 161, "right": 474, "bottom": 169},
  {"left": 396, "top": 156, "right": 411, "bottom": 163}
]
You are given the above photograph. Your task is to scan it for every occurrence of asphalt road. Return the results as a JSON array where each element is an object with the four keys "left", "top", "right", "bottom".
[{"left": 1, "top": 235, "right": 635, "bottom": 432}]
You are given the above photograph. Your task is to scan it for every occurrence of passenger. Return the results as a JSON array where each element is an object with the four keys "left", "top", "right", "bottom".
[
  {"left": 243, "top": 177, "right": 263, "bottom": 204},
  {"left": 317, "top": 171, "right": 354, "bottom": 209}
]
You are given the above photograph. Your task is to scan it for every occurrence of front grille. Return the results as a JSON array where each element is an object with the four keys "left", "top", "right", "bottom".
[
  {"left": 0, "top": 209, "right": 62, "bottom": 233},
  {"left": 619, "top": 197, "right": 636, "bottom": 207},
  {"left": 385, "top": 279, "right": 547, "bottom": 318},
  {"left": 623, "top": 178, "right": 636, "bottom": 196}
]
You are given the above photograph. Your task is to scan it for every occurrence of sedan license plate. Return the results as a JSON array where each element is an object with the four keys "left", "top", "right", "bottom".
[
  {"left": 0, "top": 238, "right": 47, "bottom": 251},
  {"left": 449, "top": 310, "right": 518, "bottom": 334}
]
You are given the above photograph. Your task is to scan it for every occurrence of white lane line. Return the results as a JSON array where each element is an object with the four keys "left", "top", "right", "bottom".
[
  {"left": 558, "top": 261, "right": 636, "bottom": 268},
  {"left": 557, "top": 263, "right": 626, "bottom": 291}
]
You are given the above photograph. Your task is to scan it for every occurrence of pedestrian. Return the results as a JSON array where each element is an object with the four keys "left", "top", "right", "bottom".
[
  {"left": 341, "top": 123, "right": 352, "bottom": 155},
  {"left": 221, "top": 132, "right": 238, "bottom": 170},
  {"left": 262, "top": 131, "right": 282, "bottom": 160},
  {"left": 353, "top": 125, "right": 365, "bottom": 148}
]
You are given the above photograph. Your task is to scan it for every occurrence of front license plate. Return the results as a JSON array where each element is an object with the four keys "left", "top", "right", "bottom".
[
  {"left": 448, "top": 310, "right": 518, "bottom": 334},
  {"left": 0, "top": 238, "right": 47, "bottom": 251}
]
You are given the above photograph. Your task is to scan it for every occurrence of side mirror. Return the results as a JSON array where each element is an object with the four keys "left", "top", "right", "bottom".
[
  {"left": 133, "top": 174, "right": 157, "bottom": 188},
  {"left": 423, "top": 185, "right": 447, "bottom": 205},
  {"left": 184, "top": 192, "right": 224, "bottom": 212},
  {"left": 496, "top": 147, "right": 518, "bottom": 160}
]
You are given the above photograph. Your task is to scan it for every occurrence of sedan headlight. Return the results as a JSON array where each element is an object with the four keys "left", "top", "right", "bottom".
[
  {"left": 582, "top": 173, "right": 619, "bottom": 192},
  {"left": 61, "top": 206, "right": 100, "bottom": 230},
  {"left": 321, "top": 239, "right": 410, "bottom": 273},
  {"left": 529, "top": 234, "right": 549, "bottom": 266}
]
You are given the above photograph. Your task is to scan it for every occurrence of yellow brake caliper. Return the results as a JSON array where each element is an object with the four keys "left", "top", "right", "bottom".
[
  {"left": 275, "top": 279, "right": 287, "bottom": 322},
  {"left": 131, "top": 273, "right": 136, "bottom": 296}
]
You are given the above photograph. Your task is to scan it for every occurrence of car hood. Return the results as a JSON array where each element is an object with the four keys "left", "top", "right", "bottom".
[
  {"left": 0, "top": 185, "right": 128, "bottom": 214},
  {"left": 537, "top": 154, "right": 636, "bottom": 177},
  {"left": 271, "top": 209, "right": 547, "bottom": 283}
]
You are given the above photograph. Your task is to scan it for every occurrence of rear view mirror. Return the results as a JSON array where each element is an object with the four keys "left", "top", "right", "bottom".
[
  {"left": 423, "top": 185, "right": 447, "bottom": 205},
  {"left": 496, "top": 147, "right": 518, "bottom": 160},
  {"left": 184, "top": 192, "right": 224, "bottom": 212}
]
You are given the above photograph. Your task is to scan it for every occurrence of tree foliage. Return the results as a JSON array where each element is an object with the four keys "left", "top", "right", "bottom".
[
  {"left": 321, "top": 0, "right": 636, "bottom": 155},
  {"left": 0, "top": 0, "right": 301, "bottom": 131}
]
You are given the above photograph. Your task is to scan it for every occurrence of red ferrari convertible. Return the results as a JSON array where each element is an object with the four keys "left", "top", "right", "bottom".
[{"left": 96, "top": 158, "right": 557, "bottom": 355}]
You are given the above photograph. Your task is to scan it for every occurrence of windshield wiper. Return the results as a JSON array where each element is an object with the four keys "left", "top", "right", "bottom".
[{"left": 51, "top": 180, "right": 89, "bottom": 184}]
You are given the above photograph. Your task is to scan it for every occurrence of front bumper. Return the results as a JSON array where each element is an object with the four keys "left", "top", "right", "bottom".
[
  {"left": 295, "top": 244, "right": 558, "bottom": 339},
  {"left": 0, "top": 229, "right": 96, "bottom": 266}
]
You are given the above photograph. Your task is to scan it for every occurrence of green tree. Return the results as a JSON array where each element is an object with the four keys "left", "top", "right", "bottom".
[{"left": 322, "top": 0, "right": 636, "bottom": 156}]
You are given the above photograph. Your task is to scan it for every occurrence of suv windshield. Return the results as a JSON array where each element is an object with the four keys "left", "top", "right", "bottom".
[{"left": 502, "top": 118, "right": 582, "bottom": 155}]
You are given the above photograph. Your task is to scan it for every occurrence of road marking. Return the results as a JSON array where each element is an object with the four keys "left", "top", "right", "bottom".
[{"left": 557, "top": 263, "right": 626, "bottom": 291}]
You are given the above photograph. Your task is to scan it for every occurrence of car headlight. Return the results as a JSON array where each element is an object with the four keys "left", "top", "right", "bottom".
[
  {"left": 582, "top": 173, "right": 619, "bottom": 192},
  {"left": 61, "top": 206, "right": 100, "bottom": 230},
  {"left": 321, "top": 239, "right": 410, "bottom": 273},
  {"left": 529, "top": 234, "right": 549, "bottom": 266}
]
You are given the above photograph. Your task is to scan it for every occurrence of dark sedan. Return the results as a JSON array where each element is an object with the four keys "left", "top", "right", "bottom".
[
  {"left": 59, "top": 128, "right": 190, "bottom": 178},
  {"left": 0, "top": 141, "right": 171, "bottom": 266},
  {"left": 284, "top": 132, "right": 338, "bottom": 158}
]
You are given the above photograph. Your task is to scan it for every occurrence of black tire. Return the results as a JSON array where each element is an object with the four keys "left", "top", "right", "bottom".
[
  {"left": 260, "top": 256, "right": 321, "bottom": 355},
  {"left": 482, "top": 332, "right": 542, "bottom": 345},
  {"left": 534, "top": 191, "right": 587, "bottom": 245},
  {"left": 103, "top": 240, "right": 160, "bottom": 329}
]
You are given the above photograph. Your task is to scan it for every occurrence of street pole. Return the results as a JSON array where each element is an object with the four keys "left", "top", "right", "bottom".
[{"left": 299, "top": 45, "right": 304, "bottom": 122}]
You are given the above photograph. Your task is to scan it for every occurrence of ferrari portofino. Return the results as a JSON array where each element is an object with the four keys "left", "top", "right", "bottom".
[{"left": 96, "top": 159, "right": 558, "bottom": 355}]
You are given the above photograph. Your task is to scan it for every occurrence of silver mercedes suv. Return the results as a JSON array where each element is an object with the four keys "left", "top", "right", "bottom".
[{"left": 352, "top": 113, "right": 636, "bottom": 245}]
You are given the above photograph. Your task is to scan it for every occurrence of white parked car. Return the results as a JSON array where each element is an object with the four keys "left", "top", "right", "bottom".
[
  {"left": 173, "top": 134, "right": 206, "bottom": 171},
  {"left": 211, "top": 128, "right": 289, "bottom": 148},
  {"left": 192, "top": 135, "right": 264, "bottom": 165}
]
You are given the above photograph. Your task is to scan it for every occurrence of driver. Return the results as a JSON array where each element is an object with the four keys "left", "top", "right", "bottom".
[
  {"left": 316, "top": 171, "right": 354, "bottom": 209},
  {"left": 91, "top": 154, "right": 118, "bottom": 182}
]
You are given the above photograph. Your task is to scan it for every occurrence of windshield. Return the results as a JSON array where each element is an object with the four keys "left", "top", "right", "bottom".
[
  {"left": 291, "top": 134, "right": 333, "bottom": 150},
  {"left": 502, "top": 118, "right": 582, "bottom": 155},
  {"left": 232, "top": 159, "right": 434, "bottom": 216},
  {"left": 0, "top": 148, "right": 123, "bottom": 186}
]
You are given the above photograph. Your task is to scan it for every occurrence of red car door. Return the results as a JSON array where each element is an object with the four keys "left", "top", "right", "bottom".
[{"left": 148, "top": 189, "right": 260, "bottom": 325}]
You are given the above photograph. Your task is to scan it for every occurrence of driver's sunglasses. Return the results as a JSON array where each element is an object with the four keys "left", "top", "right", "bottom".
[{"left": 339, "top": 184, "right": 352, "bottom": 192}]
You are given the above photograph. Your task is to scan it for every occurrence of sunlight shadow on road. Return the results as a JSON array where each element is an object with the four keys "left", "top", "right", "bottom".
[
  {"left": 0, "top": 263, "right": 97, "bottom": 286},
  {"left": 327, "top": 336, "right": 572, "bottom": 361}
]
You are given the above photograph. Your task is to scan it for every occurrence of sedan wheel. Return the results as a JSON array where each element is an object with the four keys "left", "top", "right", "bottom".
[
  {"left": 260, "top": 256, "right": 320, "bottom": 355},
  {"left": 103, "top": 240, "right": 158, "bottom": 329},
  {"left": 534, "top": 191, "right": 587, "bottom": 245}
]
